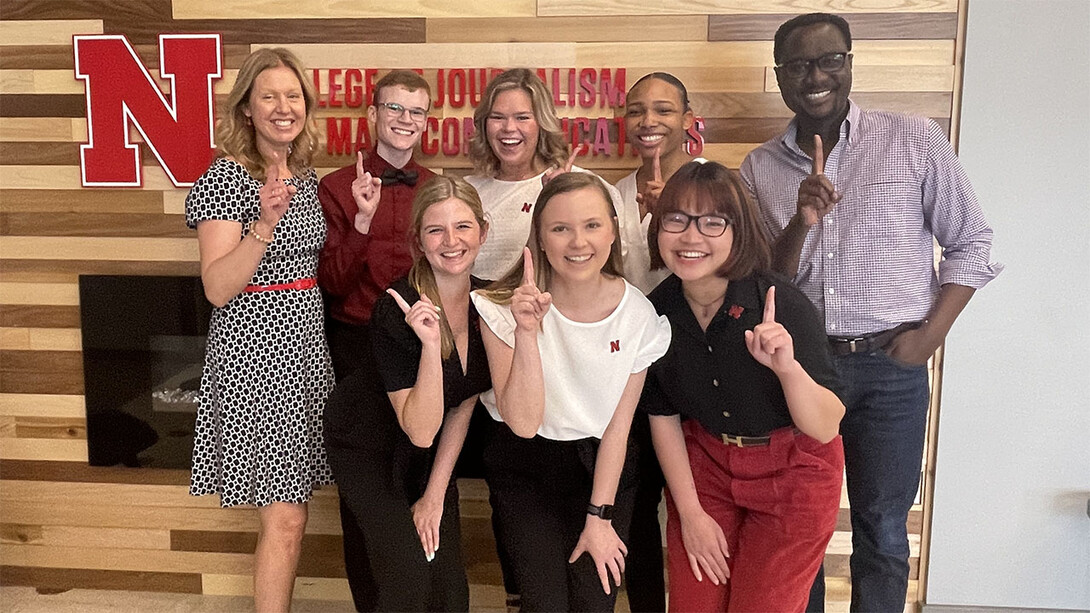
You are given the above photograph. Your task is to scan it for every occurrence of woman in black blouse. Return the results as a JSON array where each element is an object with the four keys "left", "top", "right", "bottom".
[
  {"left": 323, "top": 175, "right": 490, "bottom": 612},
  {"left": 641, "top": 161, "right": 845, "bottom": 612}
]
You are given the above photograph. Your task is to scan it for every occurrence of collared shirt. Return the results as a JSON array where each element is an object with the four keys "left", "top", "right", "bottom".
[
  {"left": 317, "top": 148, "right": 435, "bottom": 326},
  {"left": 640, "top": 273, "right": 840, "bottom": 437},
  {"left": 740, "top": 101, "right": 1003, "bottom": 336}
]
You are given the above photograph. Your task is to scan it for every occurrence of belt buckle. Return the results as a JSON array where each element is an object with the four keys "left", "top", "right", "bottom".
[
  {"left": 849, "top": 339, "right": 858, "bottom": 352},
  {"left": 721, "top": 434, "right": 744, "bottom": 447}
]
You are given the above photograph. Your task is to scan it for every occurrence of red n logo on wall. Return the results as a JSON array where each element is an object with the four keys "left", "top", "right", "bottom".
[{"left": 74, "top": 34, "right": 222, "bottom": 187}]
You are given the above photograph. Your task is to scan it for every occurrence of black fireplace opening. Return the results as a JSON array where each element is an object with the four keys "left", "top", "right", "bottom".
[{"left": 79, "top": 275, "right": 211, "bottom": 469}]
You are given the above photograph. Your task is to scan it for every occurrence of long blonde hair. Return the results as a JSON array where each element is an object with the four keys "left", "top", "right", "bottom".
[
  {"left": 479, "top": 172, "right": 623, "bottom": 305},
  {"left": 407, "top": 176, "right": 489, "bottom": 358},
  {"left": 215, "top": 48, "right": 319, "bottom": 181},
  {"left": 469, "top": 68, "right": 570, "bottom": 178}
]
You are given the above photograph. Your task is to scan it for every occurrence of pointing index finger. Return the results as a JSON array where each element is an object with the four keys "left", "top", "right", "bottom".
[
  {"left": 386, "top": 288, "right": 412, "bottom": 314},
  {"left": 652, "top": 147, "right": 662, "bottom": 183},
  {"left": 812, "top": 134, "right": 824, "bottom": 176},
  {"left": 564, "top": 144, "right": 582, "bottom": 172},
  {"left": 266, "top": 152, "right": 280, "bottom": 185},
  {"left": 355, "top": 150, "right": 365, "bottom": 178},
  {"left": 521, "top": 246, "right": 535, "bottom": 287},
  {"left": 763, "top": 286, "right": 776, "bottom": 324}
]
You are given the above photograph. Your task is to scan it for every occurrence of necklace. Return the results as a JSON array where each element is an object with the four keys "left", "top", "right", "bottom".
[{"left": 684, "top": 289, "right": 725, "bottom": 320}]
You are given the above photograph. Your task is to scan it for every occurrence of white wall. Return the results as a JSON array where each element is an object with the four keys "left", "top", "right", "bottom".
[{"left": 926, "top": 0, "right": 1090, "bottom": 609}]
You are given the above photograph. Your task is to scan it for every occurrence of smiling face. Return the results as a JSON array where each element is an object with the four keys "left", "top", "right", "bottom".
[
  {"left": 243, "top": 64, "right": 306, "bottom": 153},
  {"left": 418, "top": 197, "right": 487, "bottom": 279},
  {"left": 775, "top": 22, "right": 853, "bottom": 128},
  {"left": 657, "top": 193, "right": 735, "bottom": 283},
  {"left": 485, "top": 88, "right": 541, "bottom": 178},
  {"left": 368, "top": 84, "right": 430, "bottom": 154},
  {"left": 624, "top": 77, "right": 694, "bottom": 161},
  {"left": 538, "top": 186, "right": 618, "bottom": 284}
]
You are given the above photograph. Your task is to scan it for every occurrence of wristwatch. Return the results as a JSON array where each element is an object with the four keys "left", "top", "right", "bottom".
[{"left": 586, "top": 503, "right": 615, "bottom": 520}]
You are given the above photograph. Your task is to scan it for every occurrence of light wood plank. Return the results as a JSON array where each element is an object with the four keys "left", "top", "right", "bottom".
[
  {"left": 0, "top": 237, "right": 198, "bottom": 262},
  {"left": 176, "top": 0, "right": 534, "bottom": 19},
  {"left": 203, "top": 574, "right": 352, "bottom": 600},
  {"left": 0, "top": 394, "right": 85, "bottom": 419},
  {"left": 162, "top": 191, "right": 187, "bottom": 215},
  {"left": 0, "top": 523, "right": 43, "bottom": 545},
  {"left": 577, "top": 40, "right": 953, "bottom": 67},
  {"left": 0, "top": 118, "right": 86, "bottom": 142},
  {"left": 538, "top": 0, "right": 956, "bottom": 17},
  {"left": 0, "top": 480, "right": 338, "bottom": 510},
  {"left": 0, "top": 416, "right": 14, "bottom": 438},
  {"left": 426, "top": 15, "right": 708, "bottom": 43},
  {"left": 0, "top": 438, "right": 87, "bottom": 462},
  {"left": 0, "top": 70, "right": 81, "bottom": 94},
  {"left": 11, "top": 416, "right": 85, "bottom": 441},
  {"left": 0, "top": 283, "right": 79, "bottom": 306},
  {"left": 0, "top": 166, "right": 180, "bottom": 191},
  {"left": 40, "top": 526, "right": 171, "bottom": 551},
  {"left": 262, "top": 42, "right": 576, "bottom": 68},
  {"left": 0, "top": 328, "right": 81, "bottom": 351},
  {"left": 0, "top": 21, "right": 103, "bottom": 46},
  {"left": 765, "top": 65, "right": 955, "bottom": 92},
  {"left": 0, "top": 543, "right": 253, "bottom": 575}
]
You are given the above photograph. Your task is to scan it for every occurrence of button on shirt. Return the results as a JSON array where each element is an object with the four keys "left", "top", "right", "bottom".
[
  {"left": 740, "top": 101, "right": 1003, "bottom": 336},
  {"left": 640, "top": 273, "right": 840, "bottom": 438}
]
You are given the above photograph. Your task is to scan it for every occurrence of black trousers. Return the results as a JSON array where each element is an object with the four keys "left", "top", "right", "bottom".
[
  {"left": 625, "top": 412, "right": 667, "bottom": 612},
  {"left": 324, "top": 371, "right": 469, "bottom": 612},
  {"left": 483, "top": 420, "right": 637, "bottom": 612}
]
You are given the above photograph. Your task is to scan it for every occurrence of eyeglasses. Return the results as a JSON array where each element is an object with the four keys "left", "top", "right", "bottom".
[
  {"left": 776, "top": 52, "right": 851, "bottom": 79},
  {"left": 377, "top": 101, "right": 428, "bottom": 121},
  {"left": 660, "top": 211, "right": 731, "bottom": 237}
]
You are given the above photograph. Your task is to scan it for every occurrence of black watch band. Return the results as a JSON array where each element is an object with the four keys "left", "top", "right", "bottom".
[{"left": 586, "top": 503, "right": 615, "bottom": 520}]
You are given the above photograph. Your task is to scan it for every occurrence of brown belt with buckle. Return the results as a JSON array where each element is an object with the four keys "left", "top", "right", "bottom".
[
  {"left": 827, "top": 321, "right": 921, "bottom": 356},
  {"left": 719, "top": 427, "right": 801, "bottom": 448}
]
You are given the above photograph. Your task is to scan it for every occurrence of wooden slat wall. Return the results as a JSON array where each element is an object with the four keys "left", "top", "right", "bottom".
[{"left": 0, "top": 1, "right": 962, "bottom": 608}]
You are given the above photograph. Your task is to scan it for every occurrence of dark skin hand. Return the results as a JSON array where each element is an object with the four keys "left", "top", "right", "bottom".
[
  {"left": 885, "top": 283, "right": 975, "bottom": 365},
  {"left": 771, "top": 134, "right": 842, "bottom": 276}
]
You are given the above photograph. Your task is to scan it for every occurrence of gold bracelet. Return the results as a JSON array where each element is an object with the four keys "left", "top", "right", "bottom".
[{"left": 248, "top": 220, "right": 273, "bottom": 245}]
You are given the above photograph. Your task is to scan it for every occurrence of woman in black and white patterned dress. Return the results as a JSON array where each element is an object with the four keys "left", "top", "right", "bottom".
[{"left": 184, "top": 48, "right": 348, "bottom": 613}]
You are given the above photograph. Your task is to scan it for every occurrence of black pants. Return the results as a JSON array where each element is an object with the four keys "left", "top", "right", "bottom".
[
  {"left": 483, "top": 420, "right": 637, "bottom": 612},
  {"left": 625, "top": 412, "right": 666, "bottom": 612},
  {"left": 324, "top": 371, "right": 469, "bottom": 612}
]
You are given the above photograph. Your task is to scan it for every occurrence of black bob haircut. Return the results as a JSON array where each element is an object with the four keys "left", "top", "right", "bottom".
[{"left": 773, "top": 13, "right": 853, "bottom": 65}]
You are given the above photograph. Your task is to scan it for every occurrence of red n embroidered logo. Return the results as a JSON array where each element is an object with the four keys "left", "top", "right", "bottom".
[
  {"left": 521, "top": 202, "right": 532, "bottom": 213},
  {"left": 74, "top": 34, "right": 222, "bottom": 187},
  {"left": 610, "top": 339, "right": 621, "bottom": 353}
]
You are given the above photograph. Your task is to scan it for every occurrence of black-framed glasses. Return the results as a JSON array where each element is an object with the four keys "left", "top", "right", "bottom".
[
  {"left": 660, "top": 211, "right": 731, "bottom": 237},
  {"left": 776, "top": 52, "right": 851, "bottom": 79},
  {"left": 377, "top": 101, "right": 428, "bottom": 121}
]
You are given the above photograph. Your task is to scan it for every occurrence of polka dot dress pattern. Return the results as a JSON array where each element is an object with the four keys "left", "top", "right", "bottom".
[{"left": 185, "top": 157, "right": 335, "bottom": 508}]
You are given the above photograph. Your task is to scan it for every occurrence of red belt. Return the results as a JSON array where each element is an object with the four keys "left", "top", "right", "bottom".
[{"left": 243, "top": 278, "right": 317, "bottom": 293}]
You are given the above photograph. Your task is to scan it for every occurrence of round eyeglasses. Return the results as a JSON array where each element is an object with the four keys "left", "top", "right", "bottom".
[
  {"left": 776, "top": 52, "right": 851, "bottom": 79},
  {"left": 660, "top": 211, "right": 731, "bottom": 237}
]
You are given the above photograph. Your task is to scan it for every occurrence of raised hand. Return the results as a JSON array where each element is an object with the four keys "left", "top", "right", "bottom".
[
  {"left": 744, "top": 286, "right": 796, "bottom": 373},
  {"left": 257, "top": 151, "right": 295, "bottom": 228},
  {"left": 569, "top": 518, "right": 628, "bottom": 596},
  {"left": 510, "top": 247, "right": 552, "bottom": 331},
  {"left": 352, "top": 150, "right": 383, "bottom": 234},
  {"left": 678, "top": 507, "right": 731, "bottom": 585},
  {"left": 387, "top": 288, "right": 442, "bottom": 347},
  {"left": 796, "top": 134, "right": 840, "bottom": 226},
  {"left": 542, "top": 143, "right": 585, "bottom": 185},
  {"left": 635, "top": 147, "right": 665, "bottom": 216}
]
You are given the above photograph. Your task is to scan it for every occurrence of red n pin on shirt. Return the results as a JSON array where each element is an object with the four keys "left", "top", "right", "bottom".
[
  {"left": 728, "top": 305, "right": 744, "bottom": 319},
  {"left": 610, "top": 339, "right": 621, "bottom": 353},
  {"left": 521, "top": 202, "right": 532, "bottom": 213}
]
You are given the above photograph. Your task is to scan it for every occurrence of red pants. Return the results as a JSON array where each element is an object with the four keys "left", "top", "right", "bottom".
[{"left": 665, "top": 421, "right": 843, "bottom": 612}]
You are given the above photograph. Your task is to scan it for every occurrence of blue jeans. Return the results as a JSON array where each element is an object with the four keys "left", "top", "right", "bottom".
[{"left": 808, "top": 348, "right": 930, "bottom": 612}]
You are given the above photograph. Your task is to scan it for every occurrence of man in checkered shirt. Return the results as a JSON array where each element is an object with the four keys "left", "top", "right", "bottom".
[{"left": 740, "top": 13, "right": 1002, "bottom": 612}]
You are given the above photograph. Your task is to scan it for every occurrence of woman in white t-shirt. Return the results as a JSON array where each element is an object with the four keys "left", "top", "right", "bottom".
[
  {"left": 471, "top": 172, "right": 671, "bottom": 612},
  {"left": 466, "top": 68, "right": 641, "bottom": 283}
]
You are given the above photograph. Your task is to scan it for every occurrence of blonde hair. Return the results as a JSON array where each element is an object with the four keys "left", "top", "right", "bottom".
[
  {"left": 407, "top": 176, "right": 488, "bottom": 358},
  {"left": 215, "top": 48, "right": 319, "bottom": 181},
  {"left": 480, "top": 172, "right": 623, "bottom": 305},
  {"left": 469, "top": 68, "right": 570, "bottom": 177}
]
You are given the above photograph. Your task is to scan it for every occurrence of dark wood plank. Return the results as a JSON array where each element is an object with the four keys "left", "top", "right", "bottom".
[
  {"left": 170, "top": 530, "right": 346, "bottom": 577},
  {"left": 0, "top": 143, "right": 81, "bottom": 166},
  {"left": 0, "top": 565, "right": 203, "bottom": 594},
  {"left": 0, "top": 213, "right": 191, "bottom": 238},
  {"left": 0, "top": 190, "right": 164, "bottom": 214},
  {"left": 0, "top": 305, "right": 81, "bottom": 329},
  {"left": 0, "top": 46, "right": 76, "bottom": 70},
  {"left": 0, "top": 95, "right": 85, "bottom": 118},
  {"left": 0, "top": 350, "right": 84, "bottom": 395},
  {"left": 701, "top": 117, "right": 791, "bottom": 143},
  {"left": 114, "top": 19, "right": 427, "bottom": 45},
  {"left": 0, "top": 260, "right": 200, "bottom": 276},
  {"left": 708, "top": 13, "right": 958, "bottom": 41},
  {"left": 0, "top": 459, "right": 189, "bottom": 485}
]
